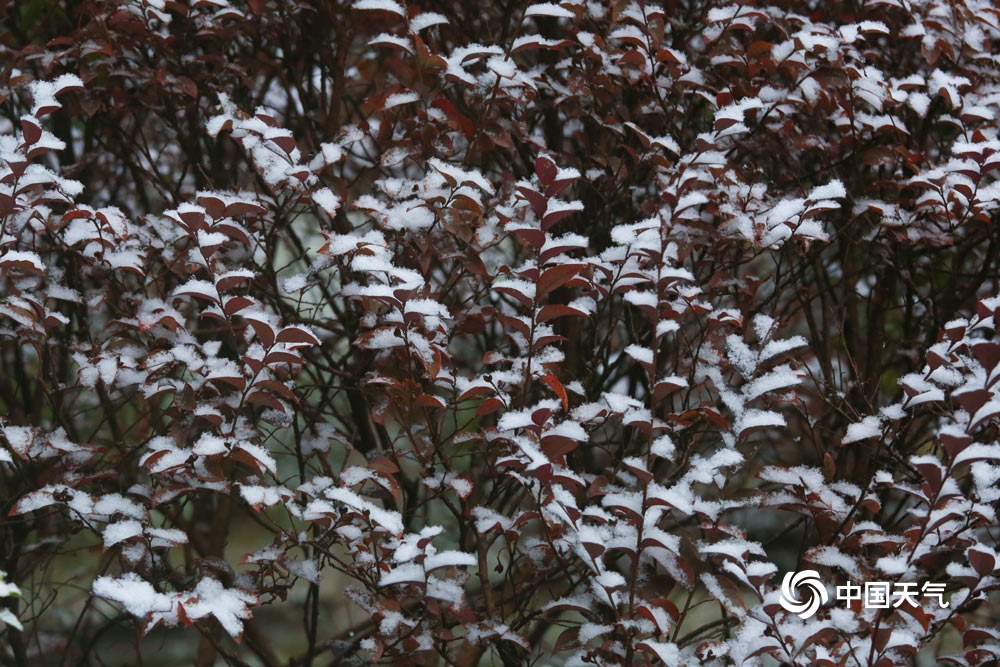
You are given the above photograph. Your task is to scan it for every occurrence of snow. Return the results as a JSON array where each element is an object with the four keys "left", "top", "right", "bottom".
[
  {"left": 173, "top": 279, "right": 220, "bottom": 302},
  {"left": 426, "top": 578, "right": 464, "bottom": 607},
  {"left": 525, "top": 2, "right": 574, "bottom": 18},
  {"left": 404, "top": 299, "right": 450, "bottom": 318},
  {"left": 1, "top": 251, "right": 45, "bottom": 273},
  {"left": 424, "top": 550, "right": 476, "bottom": 571},
  {"left": 311, "top": 187, "right": 341, "bottom": 216},
  {"left": 369, "top": 33, "right": 412, "bottom": 53},
  {"left": 236, "top": 441, "right": 277, "bottom": 475},
  {"left": 380, "top": 563, "right": 424, "bottom": 586},
  {"left": 726, "top": 335, "right": 757, "bottom": 378},
  {"left": 352, "top": 0, "right": 405, "bottom": 15},
  {"left": 239, "top": 484, "right": 288, "bottom": 507},
  {"left": 103, "top": 520, "right": 143, "bottom": 547},
  {"left": 651, "top": 434, "right": 675, "bottom": 459},
  {"left": 493, "top": 278, "right": 536, "bottom": 301},
  {"left": 807, "top": 545, "right": 862, "bottom": 579},
  {"left": 326, "top": 486, "right": 404, "bottom": 534},
  {"left": 410, "top": 12, "right": 447, "bottom": 31},
  {"left": 842, "top": 415, "right": 882, "bottom": 444},
  {"left": 544, "top": 420, "right": 587, "bottom": 441},
  {"left": 383, "top": 92, "right": 420, "bottom": 110},
  {"left": 182, "top": 578, "right": 255, "bottom": 638},
  {"left": 3, "top": 426, "right": 34, "bottom": 457},
  {"left": 809, "top": 180, "right": 846, "bottom": 201},
  {"left": 193, "top": 433, "right": 227, "bottom": 456},
  {"left": 472, "top": 506, "right": 512, "bottom": 533},
  {"left": 743, "top": 365, "right": 802, "bottom": 400},
  {"left": 287, "top": 558, "right": 320, "bottom": 584},
  {"left": 29, "top": 74, "right": 83, "bottom": 117},
  {"left": 146, "top": 528, "right": 187, "bottom": 547},
  {"left": 624, "top": 344, "right": 654, "bottom": 365},
  {"left": 93, "top": 494, "right": 144, "bottom": 520},
  {"left": 93, "top": 574, "right": 175, "bottom": 619}
]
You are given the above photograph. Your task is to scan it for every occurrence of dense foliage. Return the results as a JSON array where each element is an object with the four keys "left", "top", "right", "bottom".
[{"left": 2, "top": 0, "right": 1000, "bottom": 664}]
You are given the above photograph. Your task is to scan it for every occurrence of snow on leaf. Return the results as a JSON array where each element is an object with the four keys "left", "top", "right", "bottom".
[
  {"left": 172, "top": 280, "right": 220, "bottom": 303},
  {"left": 352, "top": 0, "right": 405, "bottom": 15},
  {"left": 103, "top": 520, "right": 144, "bottom": 547},
  {"left": 93, "top": 574, "right": 176, "bottom": 625},
  {"left": 326, "top": 487, "right": 404, "bottom": 535},
  {"left": 525, "top": 2, "right": 575, "bottom": 19},
  {"left": 843, "top": 415, "right": 883, "bottom": 444},
  {"left": 411, "top": 12, "right": 448, "bottom": 31},
  {"left": 182, "top": 578, "right": 256, "bottom": 639},
  {"left": 380, "top": 562, "right": 424, "bottom": 586},
  {"left": 424, "top": 550, "right": 477, "bottom": 572}
]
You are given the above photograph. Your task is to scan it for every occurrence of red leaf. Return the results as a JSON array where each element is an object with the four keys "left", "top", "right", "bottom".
[
  {"left": 535, "top": 155, "right": 557, "bottom": 185},
  {"left": 459, "top": 385, "right": 495, "bottom": 402},
  {"left": 415, "top": 394, "right": 446, "bottom": 409},
  {"left": 536, "top": 304, "right": 586, "bottom": 323},
  {"left": 541, "top": 373, "right": 569, "bottom": 410},
  {"left": 476, "top": 397, "right": 504, "bottom": 417},
  {"left": 540, "top": 435, "right": 578, "bottom": 459},
  {"left": 20, "top": 117, "right": 42, "bottom": 145},
  {"left": 245, "top": 390, "right": 285, "bottom": 412},
  {"left": 494, "top": 285, "right": 534, "bottom": 308},
  {"left": 216, "top": 273, "right": 253, "bottom": 292},
  {"left": 275, "top": 326, "right": 320, "bottom": 346},
  {"left": 263, "top": 350, "right": 303, "bottom": 366},
  {"left": 516, "top": 185, "right": 548, "bottom": 217},
  {"left": 968, "top": 547, "right": 996, "bottom": 577},
  {"left": 510, "top": 227, "right": 546, "bottom": 250},
  {"left": 223, "top": 296, "right": 254, "bottom": 316},
  {"left": 246, "top": 319, "right": 275, "bottom": 347},
  {"left": 537, "top": 264, "right": 582, "bottom": 295}
]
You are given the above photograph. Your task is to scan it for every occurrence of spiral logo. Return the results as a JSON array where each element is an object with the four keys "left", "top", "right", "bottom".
[{"left": 779, "top": 570, "right": 828, "bottom": 619}]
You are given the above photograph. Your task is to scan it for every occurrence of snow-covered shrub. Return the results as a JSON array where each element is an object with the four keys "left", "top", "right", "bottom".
[{"left": 2, "top": 0, "right": 1000, "bottom": 664}]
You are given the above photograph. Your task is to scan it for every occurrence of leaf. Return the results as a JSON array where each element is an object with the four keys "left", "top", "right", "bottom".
[
  {"left": 536, "top": 304, "right": 585, "bottom": 323},
  {"left": 173, "top": 280, "right": 220, "bottom": 303},
  {"left": 415, "top": 394, "right": 446, "bottom": 409},
  {"left": 223, "top": 296, "right": 254, "bottom": 316},
  {"left": 516, "top": 184, "right": 548, "bottom": 217},
  {"left": 476, "top": 397, "right": 505, "bottom": 417},
  {"left": 537, "top": 264, "right": 582, "bottom": 295},
  {"left": 535, "top": 155, "right": 557, "bottom": 185},
  {"left": 968, "top": 547, "right": 996, "bottom": 578},
  {"left": 0, "top": 251, "right": 45, "bottom": 275},
  {"left": 244, "top": 316, "right": 275, "bottom": 347},
  {"left": 275, "top": 326, "right": 320, "bottom": 347},
  {"left": 20, "top": 116, "right": 42, "bottom": 145},
  {"left": 263, "top": 350, "right": 303, "bottom": 366},
  {"left": 215, "top": 270, "right": 255, "bottom": 292},
  {"left": 510, "top": 227, "right": 546, "bottom": 250},
  {"left": 541, "top": 373, "right": 569, "bottom": 410},
  {"left": 541, "top": 199, "right": 584, "bottom": 231}
]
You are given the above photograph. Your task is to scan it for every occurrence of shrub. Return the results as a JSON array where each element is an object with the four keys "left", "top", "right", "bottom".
[{"left": 2, "top": 0, "right": 1000, "bottom": 665}]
